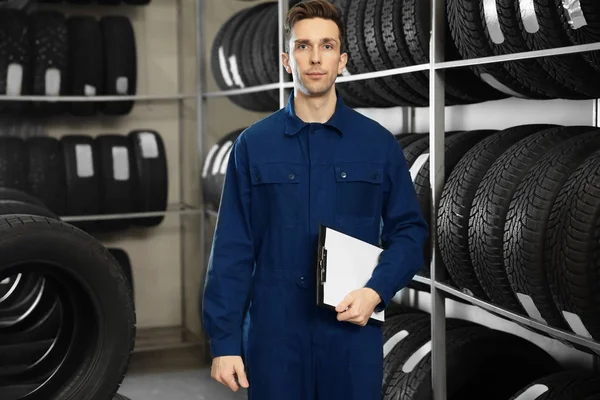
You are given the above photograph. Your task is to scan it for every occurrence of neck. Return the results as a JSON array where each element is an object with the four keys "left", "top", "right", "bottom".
[{"left": 293, "top": 87, "right": 337, "bottom": 123}]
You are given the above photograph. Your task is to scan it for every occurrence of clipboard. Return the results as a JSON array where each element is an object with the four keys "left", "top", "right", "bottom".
[{"left": 316, "top": 224, "right": 385, "bottom": 322}]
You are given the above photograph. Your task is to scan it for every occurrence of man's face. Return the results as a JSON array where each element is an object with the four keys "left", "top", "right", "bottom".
[{"left": 282, "top": 18, "right": 347, "bottom": 97}]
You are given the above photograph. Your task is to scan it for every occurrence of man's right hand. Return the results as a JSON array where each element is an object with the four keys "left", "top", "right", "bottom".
[{"left": 211, "top": 355, "right": 250, "bottom": 392}]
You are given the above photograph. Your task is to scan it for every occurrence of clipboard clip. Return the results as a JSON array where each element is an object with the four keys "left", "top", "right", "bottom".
[{"left": 319, "top": 246, "right": 327, "bottom": 284}]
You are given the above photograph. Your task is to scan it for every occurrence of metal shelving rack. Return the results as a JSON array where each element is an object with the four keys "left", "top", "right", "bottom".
[{"left": 197, "top": 0, "right": 600, "bottom": 398}]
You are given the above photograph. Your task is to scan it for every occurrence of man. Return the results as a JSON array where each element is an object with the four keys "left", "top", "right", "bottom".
[{"left": 202, "top": 1, "right": 428, "bottom": 399}]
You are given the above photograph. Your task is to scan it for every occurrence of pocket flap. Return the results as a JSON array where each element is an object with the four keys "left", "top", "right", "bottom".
[
  {"left": 335, "top": 163, "right": 383, "bottom": 184},
  {"left": 251, "top": 163, "right": 302, "bottom": 185}
]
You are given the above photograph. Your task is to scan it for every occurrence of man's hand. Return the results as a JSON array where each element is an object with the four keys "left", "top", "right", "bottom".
[
  {"left": 335, "top": 288, "right": 382, "bottom": 326},
  {"left": 211, "top": 355, "right": 249, "bottom": 392}
]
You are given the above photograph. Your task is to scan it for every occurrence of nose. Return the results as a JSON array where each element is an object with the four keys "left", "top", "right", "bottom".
[{"left": 310, "top": 48, "right": 321, "bottom": 65}]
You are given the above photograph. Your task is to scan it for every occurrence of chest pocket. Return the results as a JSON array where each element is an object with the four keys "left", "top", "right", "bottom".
[
  {"left": 251, "top": 163, "right": 303, "bottom": 228},
  {"left": 334, "top": 162, "right": 383, "bottom": 226}
]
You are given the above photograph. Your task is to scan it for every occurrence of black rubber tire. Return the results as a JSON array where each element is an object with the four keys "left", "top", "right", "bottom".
[
  {"left": 556, "top": 0, "right": 600, "bottom": 74},
  {"left": 0, "top": 215, "right": 135, "bottom": 400},
  {"left": 508, "top": 370, "right": 600, "bottom": 400},
  {"left": 0, "top": 9, "right": 30, "bottom": 115},
  {"left": 61, "top": 134, "right": 102, "bottom": 228},
  {"left": 470, "top": 126, "right": 593, "bottom": 313},
  {"left": 66, "top": 16, "right": 103, "bottom": 116},
  {"left": 0, "top": 187, "right": 47, "bottom": 209},
  {"left": 546, "top": 149, "right": 600, "bottom": 341},
  {"left": 331, "top": 0, "right": 389, "bottom": 108},
  {"left": 0, "top": 338, "right": 55, "bottom": 370},
  {"left": 0, "top": 137, "right": 28, "bottom": 192},
  {"left": 251, "top": 5, "right": 279, "bottom": 106},
  {"left": 403, "top": 0, "right": 507, "bottom": 104},
  {"left": 202, "top": 128, "right": 244, "bottom": 211},
  {"left": 238, "top": 2, "right": 278, "bottom": 111},
  {"left": 94, "top": 134, "right": 136, "bottom": 231},
  {"left": 395, "top": 133, "right": 423, "bottom": 149},
  {"left": 504, "top": 129, "right": 600, "bottom": 331},
  {"left": 100, "top": 16, "right": 137, "bottom": 115},
  {"left": 382, "top": 314, "right": 474, "bottom": 395},
  {"left": 29, "top": 10, "right": 69, "bottom": 116},
  {"left": 384, "top": 325, "right": 561, "bottom": 400},
  {"left": 447, "top": 0, "right": 577, "bottom": 99},
  {"left": 26, "top": 137, "right": 67, "bottom": 216},
  {"left": 361, "top": 0, "right": 427, "bottom": 106},
  {"left": 514, "top": 0, "right": 600, "bottom": 98},
  {"left": 412, "top": 129, "right": 497, "bottom": 278},
  {"left": 438, "top": 124, "right": 554, "bottom": 299},
  {"left": 128, "top": 130, "right": 168, "bottom": 226}
]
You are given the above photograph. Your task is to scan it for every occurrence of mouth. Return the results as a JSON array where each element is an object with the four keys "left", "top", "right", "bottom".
[{"left": 306, "top": 72, "right": 326, "bottom": 78}]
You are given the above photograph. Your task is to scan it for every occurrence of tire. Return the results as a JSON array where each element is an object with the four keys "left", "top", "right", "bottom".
[
  {"left": 29, "top": 11, "right": 69, "bottom": 116},
  {"left": 504, "top": 129, "right": 600, "bottom": 332},
  {"left": 94, "top": 134, "right": 136, "bottom": 231},
  {"left": 61, "top": 134, "right": 102, "bottom": 229},
  {"left": 0, "top": 187, "right": 47, "bottom": 209},
  {"left": 403, "top": 0, "right": 507, "bottom": 104},
  {"left": 412, "top": 129, "right": 497, "bottom": 278},
  {"left": 66, "top": 16, "right": 103, "bottom": 116},
  {"left": 0, "top": 9, "right": 30, "bottom": 115},
  {"left": 438, "top": 124, "right": 555, "bottom": 298},
  {"left": 0, "top": 215, "right": 135, "bottom": 400},
  {"left": 26, "top": 137, "right": 67, "bottom": 215},
  {"left": 447, "top": 0, "right": 577, "bottom": 99},
  {"left": 128, "top": 130, "right": 168, "bottom": 226},
  {"left": 508, "top": 370, "right": 600, "bottom": 400},
  {"left": 100, "top": 16, "right": 137, "bottom": 115},
  {"left": 395, "top": 133, "right": 423, "bottom": 149},
  {"left": 556, "top": 0, "right": 600, "bottom": 74},
  {"left": 546, "top": 149, "right": 600, "bottom": 340},
  {"left": 0, "top": 137, "right": 28, "bottom": 192},
  {"left": 469, "top": 126, "right": 590, "bottom": 312},
  {"left": 361, "top": 0, "right": 427, "bottom": 106},
  {"left": 202, "top": 128, "right": 244, "bottom": 211},
  {"left": 514, "top": 0, "right": 600, "bottom": 98},
  {"left": 385, "top": 325, "right": 561, "bottom": 400}
]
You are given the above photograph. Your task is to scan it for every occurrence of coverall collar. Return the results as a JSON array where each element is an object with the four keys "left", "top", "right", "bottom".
[{"left": 284, "top": 88, "right": 347, "bottom": 136}]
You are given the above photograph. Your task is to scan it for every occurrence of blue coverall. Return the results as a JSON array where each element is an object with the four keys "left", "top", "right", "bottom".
[{"left": 202, "top": 90, "right": 428, "bottom": 400}]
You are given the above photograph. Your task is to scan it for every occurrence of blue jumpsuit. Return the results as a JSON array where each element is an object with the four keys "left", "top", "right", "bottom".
[{"left": 202, "top": 90, "right": 428, "bottom": 400}]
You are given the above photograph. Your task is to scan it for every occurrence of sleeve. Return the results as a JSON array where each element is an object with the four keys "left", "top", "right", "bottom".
[
  {"left": 202, "top": 133, "right": 255, "bottom": 357},
  {"left": 365, "top": 135, "right": 429, "bottom": 310}
]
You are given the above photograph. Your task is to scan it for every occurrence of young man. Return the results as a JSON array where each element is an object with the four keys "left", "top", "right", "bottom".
[{"left": 202, "top": 1, "right": 428, "bottom": 399}]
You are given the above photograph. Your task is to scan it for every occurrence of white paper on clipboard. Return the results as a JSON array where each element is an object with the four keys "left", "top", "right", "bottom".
[{"left": 317, "top": 225, "right": 385, "bottom": 322}]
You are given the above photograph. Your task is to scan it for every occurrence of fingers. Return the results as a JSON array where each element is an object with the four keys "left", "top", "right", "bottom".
[
  {"left": 335, "top": 292, "right": 356, "bottom": 312},
  {"left": 234, "top": 361, "right": 250, "bottom": 389},
  {"left": 211, "top": 357, "right": 249, "bottom": 392}
]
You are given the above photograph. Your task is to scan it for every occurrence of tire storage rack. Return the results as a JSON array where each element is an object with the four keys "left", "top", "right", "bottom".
[
  {"left": 0, "top": 1, "right": 207, "bottom": 398},
  {"left": 199, "top": 0, "right": 600, "bottom": 399}
]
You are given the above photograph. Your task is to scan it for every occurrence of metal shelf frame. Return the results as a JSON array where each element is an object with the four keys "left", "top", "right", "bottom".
[{"left": 196, "top": 0, "right": 600, "bottom": 398}]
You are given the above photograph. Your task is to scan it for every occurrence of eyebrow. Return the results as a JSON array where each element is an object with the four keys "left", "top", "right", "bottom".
[{"left": 294, "top": 37, "right": 338, "bottom": 45}]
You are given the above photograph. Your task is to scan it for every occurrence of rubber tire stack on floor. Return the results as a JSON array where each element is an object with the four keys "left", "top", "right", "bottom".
[{"left": 0, "top": 187, "right": 135, "bottom": 400}]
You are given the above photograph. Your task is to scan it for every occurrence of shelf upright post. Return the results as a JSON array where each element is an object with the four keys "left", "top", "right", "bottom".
[
  {"left": 429, "top": 0, "right": 447, "bottom": 398},
  {"left": 196, "top": 0, "right": 208, "bottom": 354},
  {"left": 594, "top": 99, "right": 600, "bottom": 127},
  {"left": 278, "top": 0, "right": 289, "bottom": 108}
]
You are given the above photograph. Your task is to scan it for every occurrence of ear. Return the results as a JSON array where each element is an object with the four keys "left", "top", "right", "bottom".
[
  {"left": 337, "top": 52, "right": 348, "bottom": 75},
  {"left": 281, "top": 52, "right": 292, "bottom": 74}
]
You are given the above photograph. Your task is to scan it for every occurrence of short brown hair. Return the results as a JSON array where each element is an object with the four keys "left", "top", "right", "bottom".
[{"left": 284, "top": 0, "right": 345, "bottom": 53}]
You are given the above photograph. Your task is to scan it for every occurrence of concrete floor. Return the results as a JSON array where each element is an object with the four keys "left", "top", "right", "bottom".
[{"left": 117, "top": 348, "right": 247, "bottom": 400}]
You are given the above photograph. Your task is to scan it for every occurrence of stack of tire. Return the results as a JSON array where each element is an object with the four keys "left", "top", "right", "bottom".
[
  {"left": 0, "top": 129, "right": 169, "bottom": 232},
  {"left": 212, "top": 0, "right": 600, "bottom": 111},
  {"left": 429, "top": 124, "right": 600, "bottom": 347},
  {"left": 0, "top": 187, "right": 135, "bottom": 400},
  {"left": 448, "top": 0, "right": 600, "bottom": 100},
  {"left": 0, "top": 8, "right": 137, "bottom": 116},
  {"left": 379, "top": 306, "right": 592, "bottom": 399}
]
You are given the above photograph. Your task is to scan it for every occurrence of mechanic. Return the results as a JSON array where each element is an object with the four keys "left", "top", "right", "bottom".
[{"left": 201, "top": 0, "right": 429, "bottom": 398}]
